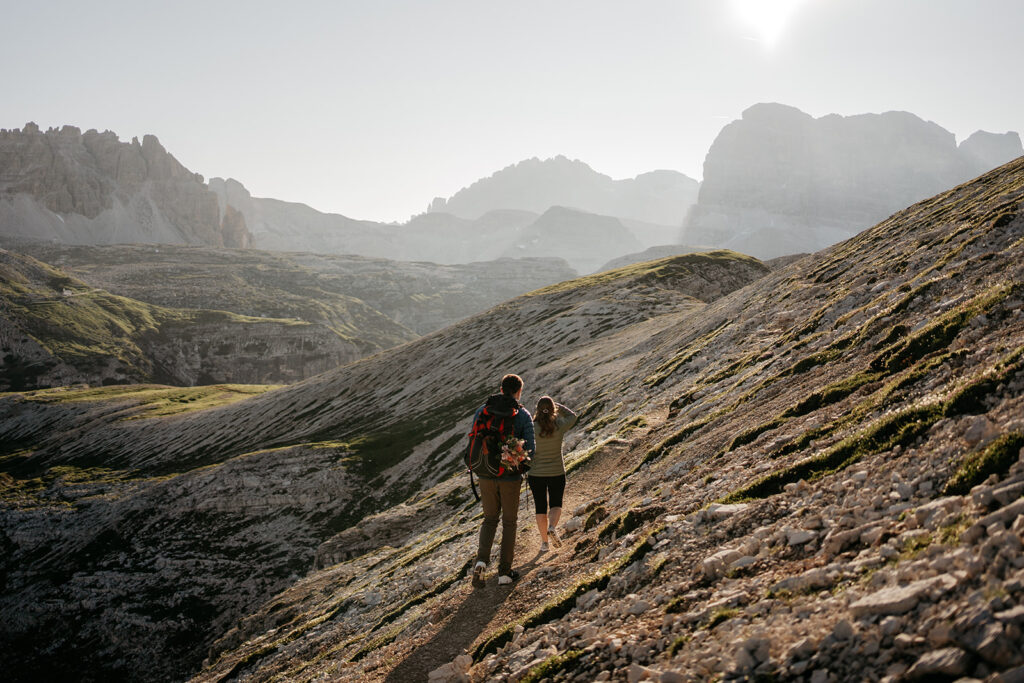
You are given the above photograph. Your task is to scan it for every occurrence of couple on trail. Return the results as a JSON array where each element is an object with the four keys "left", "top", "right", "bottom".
[{"left": 467, "top": 373, "right": 578, "bottom": 588}]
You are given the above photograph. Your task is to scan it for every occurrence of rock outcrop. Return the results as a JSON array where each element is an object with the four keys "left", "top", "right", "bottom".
[
  {"left": 0, "top": 124, "right": 251, "bottom": 247},
  {"left": 597, "top": 244, "right": 711, "bottom": 273},
  {"left": 682, "top": 103, "right": 1023, "bottom": 259}
]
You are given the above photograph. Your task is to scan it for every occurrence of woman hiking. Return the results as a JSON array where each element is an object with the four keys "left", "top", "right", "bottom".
[{"left": 528, "top": 396, "right": 578, "bottom": 551}]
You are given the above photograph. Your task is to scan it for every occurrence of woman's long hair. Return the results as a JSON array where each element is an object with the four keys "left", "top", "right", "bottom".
[{"left": 534, "top": 396, "right": 558, "bottom": 437}]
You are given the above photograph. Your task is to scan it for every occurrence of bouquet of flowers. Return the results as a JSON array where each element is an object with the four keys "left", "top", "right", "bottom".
[{"left": 500, "top": 434, "right": 530, "bottom": 473}]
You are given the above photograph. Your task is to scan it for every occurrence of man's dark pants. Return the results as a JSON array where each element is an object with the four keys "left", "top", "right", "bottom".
[{"left": 476, "top": 477, "right": 521, "bottom": 575}]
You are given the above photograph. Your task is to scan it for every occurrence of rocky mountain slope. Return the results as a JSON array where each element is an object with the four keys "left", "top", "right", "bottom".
[
  {"left": 0, "top": 124, "right": 251, "bottom": 248},
  {"left": 181, "top": 157, "right": 1024, "bottom": 683},
  {"left": 0, "top": 250, "right": 766, "bottom": 682},
  {"left": 0, "top": 248, "right": 381, "bottom": 389},
  {"left": 426, "top": 157, "right": 700, "bottom": 230},
  {"left": 683, "top": 103, "right": 1023, "bottom": 259},
  {"left": 3, "top": 155, "right": 1024, "bottom": 683},
  {"left": 0, "top": 239, "right": 576, "bottom": 337}
]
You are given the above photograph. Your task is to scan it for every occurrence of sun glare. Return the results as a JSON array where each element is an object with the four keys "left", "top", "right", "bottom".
[{"left": 733, "top": 0, "right": 809, "bottom": 47}]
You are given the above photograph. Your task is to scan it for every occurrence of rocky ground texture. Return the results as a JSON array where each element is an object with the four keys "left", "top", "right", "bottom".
[{"left": 191, "top": 157, "right": 1024, "bottom": 682}]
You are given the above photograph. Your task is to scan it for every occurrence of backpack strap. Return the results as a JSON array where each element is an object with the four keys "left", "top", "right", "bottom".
[{"left": 468, "top": 469, "right": 480, "bottom": 502}]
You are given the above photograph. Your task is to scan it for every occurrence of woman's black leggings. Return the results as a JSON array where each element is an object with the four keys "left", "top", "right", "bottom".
[{"left": 528, "top": 474, "right": 566, "bottom": 514}]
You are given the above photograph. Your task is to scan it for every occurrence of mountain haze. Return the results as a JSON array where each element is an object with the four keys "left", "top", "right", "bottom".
[{"left": 427, "top": 156, "right": 700, "bottom": 231}]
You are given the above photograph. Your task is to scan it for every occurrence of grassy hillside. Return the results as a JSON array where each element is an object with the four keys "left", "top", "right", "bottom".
[{"left": 0, "top": 249, "right": 360, "bottom": 389}]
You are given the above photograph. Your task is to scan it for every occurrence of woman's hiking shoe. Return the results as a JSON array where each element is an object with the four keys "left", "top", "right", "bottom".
[
  {"left": 539, "top": 541, "right": 549, "bottom": 552},
  {"left": 471, "top": 561, "right": 486, "bottom": 588},
  {"left": 497, "top": 569, "right": 520, "bottom": 585},
  {"left": 548, "top": 527, "right": 562, "bottom": 547}
]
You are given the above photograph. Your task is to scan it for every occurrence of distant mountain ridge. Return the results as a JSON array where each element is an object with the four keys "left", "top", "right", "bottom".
[
  {"left": 427, "top": 155, "right": 700, "bottom": 229},
  {"left": 0, "top": 125, "right": 693, "bottom": 272},
  {"left": 682, "top": 102, "right": 1023, "bottom": 258}
]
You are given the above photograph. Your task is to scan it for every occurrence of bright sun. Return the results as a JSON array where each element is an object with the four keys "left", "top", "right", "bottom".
[{"left": 732, "top": 0, "right": 809, "bottom": 47}]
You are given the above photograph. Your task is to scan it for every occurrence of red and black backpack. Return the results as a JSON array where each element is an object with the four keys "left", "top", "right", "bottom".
[{"left": 464, "top": 393, "right": 519, "bottom": 499}]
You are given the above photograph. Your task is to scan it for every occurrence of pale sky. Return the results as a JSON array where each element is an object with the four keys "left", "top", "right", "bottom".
[{"left": 3, "top": 1, "right": 1022, "bottom": 222}]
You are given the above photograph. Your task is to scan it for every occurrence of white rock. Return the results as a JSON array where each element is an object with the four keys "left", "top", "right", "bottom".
[
  {"left": 703, "top": 503, "right": 749, "bottom": 522},
  {"left": 850, "top": 574, "right": 959, "bottom": 617},
  {"left": 963, "top": 415, "right": 999, "bottom": 447},
  {"left": 879, "top": 616, "right": 903, "bottom": 635},
  {"left": 627, "top": 663, "right": 661, "bottom": 682},
  {"left": 861, "top": 526, "right": 885, "bottom": 546},
  {"left": 913, "top": 496, "right": 963, "bottom": 526},
  {"left": 563, "top": 517, "right": 584, "bottom": 532},
  {"left": 771, "top": 567, "right": 833, "bottom": 594},
  {"left": 905, "top": 647, "right": 971, "bottom": 678},
  {"left": 729, "top": 555, "right": 757, "bottom": 570},
  {"left": 703, "top": 548, "right": 743, "bottom": 577}
]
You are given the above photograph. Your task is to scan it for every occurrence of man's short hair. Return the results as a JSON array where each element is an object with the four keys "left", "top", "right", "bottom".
[{"left": 500, "top": 373, "right": 523, "bottom": 396}]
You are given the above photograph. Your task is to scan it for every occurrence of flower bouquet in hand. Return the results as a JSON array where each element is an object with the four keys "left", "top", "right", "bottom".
[{"left": 500, "top": 434, "right": 530, "bottom": 474}]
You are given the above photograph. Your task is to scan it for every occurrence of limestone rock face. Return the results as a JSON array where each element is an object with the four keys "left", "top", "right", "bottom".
[
  {"left": 682, "top": 103, "right": 1022, "bottom": 258},
  {"left": 0, "top": 124, "right": 251, "bottom": 247}
]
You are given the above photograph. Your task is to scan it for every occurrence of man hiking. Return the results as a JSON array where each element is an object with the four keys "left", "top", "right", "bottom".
[{"left": 469, "top": 373, "right": 535, "bottom": 587}]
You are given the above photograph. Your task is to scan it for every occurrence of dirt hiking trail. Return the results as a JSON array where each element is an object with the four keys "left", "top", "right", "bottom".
[{"left": 374, "top": 422, "right": 661, "bottom": 682}]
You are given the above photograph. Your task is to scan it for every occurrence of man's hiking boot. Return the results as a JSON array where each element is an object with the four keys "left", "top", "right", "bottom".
[
  {"left": 471, "top": 561, "right": 486, "bottom": 588},
  {"left": 497, "top": 569, "right": 520, "bottom": 585},
  {"left": 548, "top": 527, "right": 561, "bottom": 548},
  {"left": 539, "top": 541, "right": 549, "bottom": 552}
]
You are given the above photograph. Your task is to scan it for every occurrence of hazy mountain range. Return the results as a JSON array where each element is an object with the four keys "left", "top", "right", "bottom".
[{"left": 4, "top": 105, "right": 1018, "bottom": 272}]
